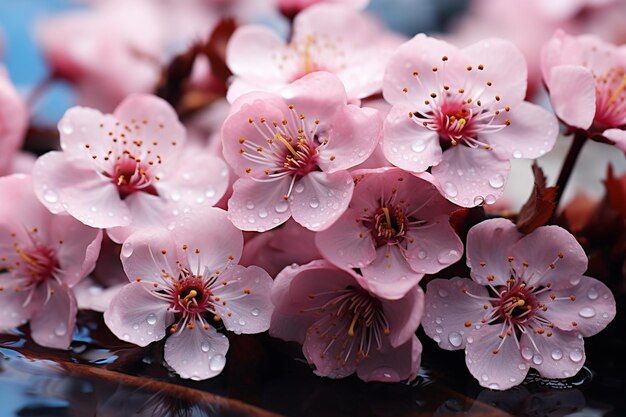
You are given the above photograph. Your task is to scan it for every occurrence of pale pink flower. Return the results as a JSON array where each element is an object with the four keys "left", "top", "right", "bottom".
[
  {"left": 383, "top": 34, "right": 558, "bottom": 207},
  {"left": 0, "top": 174, "right": 102, "bottom": 349},
  {"left": 226, "top": 3, "right": 401, "bottom": 102},
  {"left": 542, "top": 30, "right": 626, "bottom": 152},
  {"left": 222, "top": 71, "right": 381, "bottom": 232},
  {"left": 239, "top": 219, "right": 321, "bottom": 278},
  {"left": 316, "top": 168, "right": 463, "bottom": 299},
  {"left": 104, "top": 207, "right": 274, "bottom": 380},
  {"left": 0, "top": 66, "right": 28, "bottom": 176},
  {"left": 270, "top": 260, "right": 423, "bottom": 382},
  {"left": 422, "top": 218, "right": 616, "bottom": 390},
  {"left": 277, "top": 0, "right": 368, "bottom": 17},
  {"left": 32, "top": 94, "right": 229, "bottom": 243}
]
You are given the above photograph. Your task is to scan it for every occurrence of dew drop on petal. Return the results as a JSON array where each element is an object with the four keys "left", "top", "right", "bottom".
[
  {"left": 466, "top": 335, "right": 474, "bottom": 344},
  {"left": 239, "top": 318, "right": 247, "bottom": 326},
  {"left": 489, "top": 383, "right": 500, "bottom": 390},
  {"left": 433, "top": 335, "right": 441, "bottom": 343},
  {"left": 295, "top": 183, "right": 305, "bottom": 193},
  {"left": 418, "top": 250, "right": 427, "bottom": 259},
  {"left": 513, "top": 150, "right": 523, "bottom": 159},
  {"left": 435, "top": 325, "right": 443, "bottom": 334},
  {"left": 488, "top": 174, "right": 504, "bottom": 189},
  {"left": 579, "top": 307, "right": 596, "bottom": 318},
  {"left": 54, "top": 323, "right": 67, "bottom": 336},
  {"left": 443, "top": 182, "right": 458, "bottom": 198},
  {"left": 205, "top": 187, "right": 216, "bottom": 198},
  {"left": 251, "top": 308, "right": 260, "bottom": 317},
  {"left": 132, "top": 324, "right": 139, "bottom": 330},
  {"left": 121, "top": 242, "right": 134, "bottom": 257},
  {"left": 473, "top": 196, "right": 485, "bottom": 206},
  {"left": 411, "top": 140, "right": 426, "bottom": 153},
  {"left": 61, "top": 120, "right": 74, "bottom": 135},
  {"left": 570, "top": 348, "right": 584, "bottom": 362},
  {"left": 258, "top": 209, "right": 268, "bottom": 219},
  {"left": 209, "top": 354, "right": 226, "bottom": 372},
  {"left": 485, "top": 194, "right": 497, "bottom": 205},
  {"left": 170, "top": 191, "right": 181, "bottom": 201},
  {"left": 309, "top": 198, "right": 319, "bottom": 208},
  {"left": 448, "top": 332, "right": 462, "bottom": 347},
  {"left": 521, "top": 346, "right": 533, "bottom": 360},
  {"left": 551, "top": 349, "right": 563, "bottom": 361},
  {"left": 532, "top": 354, "right": 544, "bottom": 365},
  {"left": 509, "top": 377, "right": 517, "bottom": 383},
  {"left": 201, "top": 341, "right": 210, "bottom": 352},
  {"left": 437, "top": 249, "right": 460, "bottom": 264},
  {"left": 275, "top": 201, "right": 289, "bottom": 213},
  {"left": 43, "top": 189, "right": 59, "bottom": 204},
  {"left": 246, "top": 201, "right": 255, "bottom": 210},
  {"left": 570, "top": 276, "right": 582, "bottom": 286},
  {"left": 123, "top": 333, "right": 130, "bottom": 341},
  {"left": 481, "top": 374, "right": 489, "bottom": 381},
  {"left": 587, "top": 287, "right": 599, "bottom": 300},
  {"left": 146, "top": 313, "right": 157, "bottom": 326}
]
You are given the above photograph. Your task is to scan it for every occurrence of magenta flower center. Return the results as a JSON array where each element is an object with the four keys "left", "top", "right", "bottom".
[
  {"left": 171, "top": 276, "right": 212, "bottom": 316},
  {"left": 593, "top": 66, "right": 626, "bottom": 128},
  {"left": 107, "top": 155, "right": 159, "bottom": 199},
  {"left": 493, "top": 281, "right": 538, "bottom": 326},
  {"left": 371, "top": 205, "right": 407, "bottom": 245},
  {"left": 14, "top": 244, "right": 58, "bottom": 285}
]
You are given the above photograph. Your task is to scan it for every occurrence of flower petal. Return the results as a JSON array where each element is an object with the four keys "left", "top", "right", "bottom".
[
  {"left": 0, "top": 274, "right": 33, "bottom": 332},
  {"left": 120, "top": 227, "right": 181, "bottom": 283},
  {"left": 547, "top": 65, "right": 596, "bottom": 130},
  {"left": 226, "top": 25, "right": 286, "bottom": 83},
  {"left": 164, "top": 324, "right": 230, "bottom": 380},
  {"left": 602, "top": 128, "right": 626, "bottom": 153},
  {"left": 356, "top": 334, "right": 422, "bottom": 383},
  {"left": 30, "top": 281, "right": 77, "bottom": 350},
  {"left": 519, "top": 329, "right": 585, "bottom": 379},
  {"left": 381, "top": 284, "right": 424, "bottom": 348},
  {"left": 103, "top": 281, "right": 172, "bottom": 347},
  {"left": 405, "top": 214, "right": 463, "bottom": 274},
  {"left": 279, "top": 71, "right": 348, "bottom": 123},
  {"left": 360, "top": 245, "right": 423, "bottom": 300}
]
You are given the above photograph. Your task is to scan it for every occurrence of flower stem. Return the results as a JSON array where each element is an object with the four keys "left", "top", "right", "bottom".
[{"left": 553, "top": 130, "right": 587, "bottom": 213}]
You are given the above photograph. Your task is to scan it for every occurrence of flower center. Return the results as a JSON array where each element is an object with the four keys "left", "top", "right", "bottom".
[
  {"left": 13, "top": 244, "right": 58, "bottom": 285},
  {"left": 108, "top": 155, "right": 159, "bottom": 199},
  {"left": 594, "top": 66, "right": 626, "bottom": 128},
  {"left": 371, "top": 206, "right": 406, "bottom": 245},
  {"left": 172, "top": 275, "right": 211, "bottom": 316},
  {"left": 494, "top": 282, "right": 537, "bottom": 325}
]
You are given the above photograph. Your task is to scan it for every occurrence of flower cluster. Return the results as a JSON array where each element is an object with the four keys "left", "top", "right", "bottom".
[{"left": 0, "top": 0, "right": 619, "bottom": 391}]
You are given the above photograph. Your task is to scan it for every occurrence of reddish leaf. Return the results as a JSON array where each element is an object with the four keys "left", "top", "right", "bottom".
[
  {"left": 517, "top": 162, "right": 558, "bottom": 234},
  {"left": 604, "top": 164, "right": 626, "bottom": 213},
  {"left": 204, "top": 18, "right": 237, "bottom": 86}
]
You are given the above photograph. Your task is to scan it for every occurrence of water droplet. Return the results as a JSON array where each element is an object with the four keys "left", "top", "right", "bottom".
[
  {"left": 411, "top": 140, "right": 426, "bottom": 153},
  {"left": 602, "top": 312, "right": 609, "bottom": 319},
  {"left": 132, "top": 324, "right": 139, "bottom": 330},
  {"left": 196, "top": 196, "right": 205, "bottom": 204},
  {"left": 532, "top": 354, "right": 544, "bottom": 365},
  {"left": 309, "top": 198, "right": 319, "bottom": 208},
  {"left": 418, "top": 250, "right": 427, "bottom": 259},
  {"left": 570, "top": 348, "right": 583, "bottom": 362},
  {"left": 251, "top": 308, "right": 260, "bottom": 317},
  {"left": 435, "top": 325, "right": 443, "bottom": 334},
  {"left": 247, "top": 217, "right": 256, "bottom": 224},
  {"left": 466, "top": 336, "right": 474, "bottom": 344},
  {"left": 433, "top": 335, "right": 441, "bottom": 343},
  {"left": 570, "top": 276, "right": 581, "bottom": 286},
  {"left": 239, "top": 318, "right": 247, "bottom": 326},
  {"left": 437, "top": 249, "right": 460, "bottom": 264},
  {"left": 438, "top": 288, "right": 449, "bottom": 298},
  {"left": 481, "top": 374, "right": 489, "bottom": 381},
  {"left": 121, "top": 242, "right": 133, "bottom": 257},
  {"left": 147, "top": 313, "right": 157, "bottom": 326},
  {"left": 488, "top": 383, "right": 500, "bottom": 390},
  {"left": 513, "top": 150, "right": 523, "bottom": 159},
  {"left": 509, "top": 377, "right": 517, "bottom": 383},
  {"left": 485, "top": 194, "right": 497, "bottom": 205},
  {"left": 551, "top": 349, "right": 563, "bottom": 361},
  {"left": 61, "top": 120, "right": 74, "bottom": 135},
  {"left": 587, "top": 287, "right": 598, "bottom": 300},
  {"left": 209, "top": 354, "right": 226, "bottom": 372},
  {"left": 43, "top": 190, "right": 59, "bottom": 203},
  {"left": 171, "top": 191, "right": 181, "bottom": 201},
  {"left": 489, "top": 174, "right": 505, "bottom": 189},
  {"left": 258, "top": 209, "right": 268, "bottom": 219},
  {"left": 443, "top": 182, "right": 458, "bottom": 198},
  {"left": 201, "top": 341, "right": 210, "bottom": 352},
  {"left": 123, "top": 333, "right": 130, "bottom": 341},
  {"left": 294, "top": 183, "right": 305, "bottom": 193},
  {"left": 275, "top": 201, "right": 289, "bottom": 213},
  {"left": 448, "top": 332, "right": 462, "bottom": 347},
  {"left": 473, "top": 196, "right": 485, "bottom": 206},
  {"left": 435, "top": 317, "right": 442, "bottom": 324},
  {"left": 579, "top": 307, "right": 596, "bottom": 318},
  {"left": 54, "top": 323, "right": 67, "bottom": 336},
  {"left": 205, "top": 187, "right": 216, "bottom": 198},
  {"left": 246, "top": 201, "right": 255, "bottom": 210},
  {"left": 521, "top": 346, "right": 533, "bottom": 360},
  {"left": 518, "top": 363, "right": 527, "bottom": 370}
]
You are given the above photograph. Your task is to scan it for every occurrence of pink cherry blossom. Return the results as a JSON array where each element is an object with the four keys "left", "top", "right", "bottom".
[
  {"left": 32, "top": 94, "right": 229, "bottom": 243},
  {"left": 277, "top": 0, "right": 368, "bottom": 17},
  {"left": 422, "top": 218, "right": 616, "bottom": 390},
  {"left": 270, "top": 260, "right": 423, "bottom": 382},
  {"left": 316, "top": 168, "right": 463, "bottom": 299},
  {"left": 222, "top": 71, "right": 382, "bottom": 232},
  {"left": 239, "top": 219, "right": 321, "bottom": 278},
  {"left": 0, "top": 174, "right": 102, "bottom": 349},
  {"left": 382, "top": 34, "right": 558, "bottom": 207},
  {"left": 226, "top": 3, "right": 402, "bottom": 102},
  {"left": 542, "top": 30, "right": 626, "bottom": 152},
  {"left": 104, "top": 207, "right": 274, "bottom": 380},
  {"left": 0, "top": 66, "right": 28, "bottom": 176}
]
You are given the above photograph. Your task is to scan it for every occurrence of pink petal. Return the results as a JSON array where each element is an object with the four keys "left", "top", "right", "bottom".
[
  {"left": 466, "top": 218, "right": 522, "bottom": 286},
  {"left": 519, "top": 329, "right": 585, "bottom": 379},
  {"left": 317, "top": 105, "right": 381, "bottom": 173},
  {"left": 120, "top": 227, "right": 182, "bottom": 283},
  {"left": 105, "top": 191, "right": 168, "bottom": 244},
  {"left": 547, "top": 65, "right": 596, "bottom": 130},
  {"left": 382, "top": 105, "right": 442, "bottom": 173},
  {"left": 290, "top": 170, "right": 353, "bottom": 231},
  {"left": 211, "top": 265, "right": 274, "bottom": 334},
  {"left": 33, "top": 151, "right": 131, "bottom": 228},
  {"left": 602, "top": 128, "right": 626, "bottom": 152},
  {"left": 0, "top": 68, "right": 28, "bottom": 174},
  {"left": 314, "top": 208, "right": 376, "bottom": 270},
  {"left": 486, "top": 101, "right": 558, "bottom": 160},
  {"left": 465, "top": 325, "right": 529, "bottom": 390},
  {"left": 74, "top": 279, "right": 123, "bottom": 313},
  {"left": 423, "top": 277, "right": 490, "bottom": 350},
  {"left": 0, "top": 275, "right": 33, "bottom": 331},
  {"left": 226, "top": 25, "right": 286, "bottom": 82},
  {"left": 173, "top": 207, "right": 244, "bottom": 273},
  {"left": 51, "top": 215, "right": 103, "bottom": 287},
  {"left": 359, "top": 245, "right": 423, "bottom": 300},
  {"left": 431, "top": 146, "right": 511, "bottom": 207},
  {"left": 510, "top": 225, "right": 588, "bottom": 289},
  {"left": 381, "top": 284, "right": 424, "bottom": 348},
  {"left": 227, "top": 176, "right": 292, "bottom": 232},
  {"left": 30, "top": 281, "right": 77, "bottom": 350},
  {"left": 356, "top": 335, "right": 422, "bottom": 383},
  {"left": 405, "top": 214, "right": 463, "bottom": 274},
  {"left": 164, "top": 325, "right": 229, "bottom": 380},
  {"left": 537, "top": 276, "right": 615, "bottom": 337},
  {"left": 462, "top": 38, "right": 528, "bottom": 108},
  {"left": 103, "top": 281, "right": 172, "bottom": 347},
  {"left": 226, "top": 77, "right": 286, "bottom": 104},
  {"left": 302, "top": 317, "right": 358, "bottom": 379},
  {"left": 279, "top": 72, "right": 348, "bottom": 124}
]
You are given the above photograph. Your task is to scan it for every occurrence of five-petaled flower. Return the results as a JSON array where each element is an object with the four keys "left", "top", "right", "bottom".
[
  {"left": 422, "top": 218, "right": 616, "bottom": 390},
  {"left": 382, "top": 34, "right": 558, "bottom": 207},
  {"left": 104, "top": 207, "right": 274, "bottom": 380}
]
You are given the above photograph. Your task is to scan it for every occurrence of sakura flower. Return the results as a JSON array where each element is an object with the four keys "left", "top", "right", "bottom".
[
  {"left": 32, "top": 94, "right": 229, "bottom": 243},
  {"left": 422, "top": 218, "right": 616, "bottom": 390},
  {"left": 382, "top": 34, "right": 558, "bottom": 207},
  {"left": 104, "top": 207, "right": 274, "bottom": 380},
  {"left": 0, "top": 66, "right": 28, "bottom": 176},
  {"left": 270, "top": 260, "right": 423, "bottom": 382},
  {"left": 222, "top": 71, "right": 382, "bottom": 232},
  {"left": 316, "top": 168, "right": 463, "bottom": 299},
  {"left": 226, "top": 3, "right": 401, "bottom": 102},
  {"left": 542, "top": 30, "right": 626, "bottom": 152},
  {"left": 0, "top": 174, "right": 102, "bottom": 349}
]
